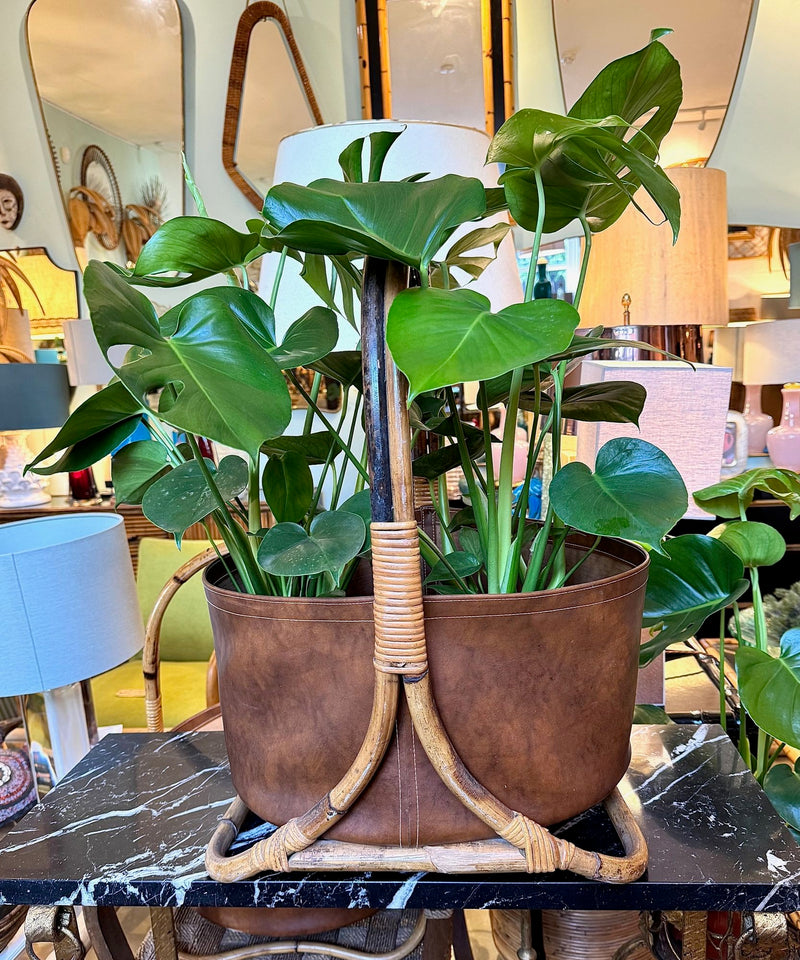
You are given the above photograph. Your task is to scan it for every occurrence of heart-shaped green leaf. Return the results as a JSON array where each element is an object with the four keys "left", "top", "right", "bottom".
[
  {"left": 28, "top": 380, "right": 143, "bottom": 476},
  {"left": 261, "top": 452, "right": 314, "bottom": 523},
  {"left": 142, "top": 455, "right": 249, "bottom": 537},
  {"left": 640, "top": 534, "right": 748, "bottom": 665},
  {"left": 111, "top": 440, "right": 171, "bottom": 505},
  {"left": 709, "top": 520, "right": 786, "bottom": 569},
  {"left": 338, "top": 130, "right": 403, "bottom": 183},
  {"left": 85, "top": 261, "right": 291, "bottom": 460},
  {"left": 309, "top": 350, "right": 363, "bottom": 391},
  {"left": 738, "top": 629, "right": 800, "bottom": 750},
  {"left": 424, "top": 550, "right": 482, "bottom": 584},
  {"left": 765, "top": 758, "right": 800, "bottom": 831},
  {"left": 269, "top": 306, "right": 338, "bottom": 369},
  {"left": 530, "top": 381, "right": 647, "bottom": 424},
  {"left": 386, "top": 288, "right": 579, "bottom": 400},
  {"left": 257, "top": 510, "right": 366, "bottom": 577},
  {"left": 126, "top": 217, "right": 261, "bottom": 286},
  {"left": 549, "top": 437, "right": 687, "bottom": 550},
  {"left": 339, "top": 489, "right": 373, "bottom": 551},
  {"left": 694, "top": 468, "right": 800, "bottom": 521},
  {"left": 261, "top": 432, "right": 337, "bottom": 464},
  {"left": 263, "top": 175, "right": 486, "bottom": 271}
]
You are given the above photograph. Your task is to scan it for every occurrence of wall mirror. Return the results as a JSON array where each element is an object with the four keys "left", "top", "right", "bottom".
[
  {"left": 26, "top": 0, "right": 184, "bottom": 269},
  {"left": 0, "top": 248, "right": 79, "bottom": 357},
  {"left": 357, "top": 0, "right": 513, "bottom": 133},
  {"left": 223, "top": 3, "right": 323, "bottom": 209},
  {"left": 552, "top": 0, "right": 754, "bottom": 166}
]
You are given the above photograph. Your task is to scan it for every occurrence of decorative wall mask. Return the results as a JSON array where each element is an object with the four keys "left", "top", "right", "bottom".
[{"left": 0, "top": 176, "right": 24, "bottom": 231}]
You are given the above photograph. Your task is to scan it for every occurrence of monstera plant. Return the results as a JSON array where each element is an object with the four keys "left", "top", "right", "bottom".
[{"left": 30, "top": 31, "right": 689, "bottom": 599}]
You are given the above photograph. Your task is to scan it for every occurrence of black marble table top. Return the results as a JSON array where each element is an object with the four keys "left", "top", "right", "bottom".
[{"left": 0, "top": 724, "right": 798, "bottom": 912}]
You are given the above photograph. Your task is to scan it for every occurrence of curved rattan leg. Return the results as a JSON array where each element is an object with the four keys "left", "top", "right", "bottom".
[{"left": 205, "top": 672, "right": 399, "bottom": 880}]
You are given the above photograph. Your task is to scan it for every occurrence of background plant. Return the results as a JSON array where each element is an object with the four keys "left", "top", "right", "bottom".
[{"left": 641, "top": 467, "right": 800, "bottom": 834}]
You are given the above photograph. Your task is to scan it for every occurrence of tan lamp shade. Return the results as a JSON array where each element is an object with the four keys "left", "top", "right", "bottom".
[{"left": 579, "top": 167, "right": 728, "bottom": 328}]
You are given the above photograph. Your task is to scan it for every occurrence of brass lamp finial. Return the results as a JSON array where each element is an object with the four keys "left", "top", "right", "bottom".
[{"left": 621, "top": 293, "right": 631, "bottom": 326}]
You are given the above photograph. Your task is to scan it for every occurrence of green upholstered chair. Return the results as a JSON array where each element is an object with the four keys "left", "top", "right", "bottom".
[{"left": 90, "top": 538, "right": 216, "bottom": 730}]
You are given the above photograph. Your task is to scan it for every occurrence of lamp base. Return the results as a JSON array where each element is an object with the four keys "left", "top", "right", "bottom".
[
  {"left": 601, "top": 323, "right": 706, "bottom": 363},
  {"left": 42, "top": 684, "right": 91, "bottom": 777},
  {"left": 0, "top": 431, "right": 51, "bottom": 508}
]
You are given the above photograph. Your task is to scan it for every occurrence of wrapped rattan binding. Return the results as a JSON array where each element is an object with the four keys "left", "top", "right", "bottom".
[{"left": 205, "top": 257, "right": 649, "bottom": 883}]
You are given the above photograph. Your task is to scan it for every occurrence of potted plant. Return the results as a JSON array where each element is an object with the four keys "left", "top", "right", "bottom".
[{"left": 31, "top": 33, "right": 693, "bottom": 881}]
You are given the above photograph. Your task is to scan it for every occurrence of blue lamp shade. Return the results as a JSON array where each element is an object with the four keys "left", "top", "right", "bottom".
[
  {"left": 0, "top": 364, "right": 71, "bottom": 432},
  {"left": 0, "top": 515, "right": 144, "bottom": 696}
]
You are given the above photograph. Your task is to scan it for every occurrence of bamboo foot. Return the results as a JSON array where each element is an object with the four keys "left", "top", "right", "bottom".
[{"left": 205, "top": 787, "right": 647, "bottom": 882}]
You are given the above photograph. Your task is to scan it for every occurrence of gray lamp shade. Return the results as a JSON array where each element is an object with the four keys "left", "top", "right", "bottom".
[
  {"left": 790, "top": 243, "right": 800, "bottom": 309},
  {"left": 0, "top": 515, "right": 144, "bottom": 696},
  {"left": 0, "top": 363, "right": 71, "bottom": 431}
]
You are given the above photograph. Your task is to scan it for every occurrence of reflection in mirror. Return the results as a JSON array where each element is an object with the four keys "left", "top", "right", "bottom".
[
  {"left": 552, "top": 0, "right": 753, "bottom": 166},
  {"left": 27, "top": 0, "right": 183, "bottom": 268},
  {"left": 0, "top": 248, "right": 79, "bottom": 362},
  {"left": 224, "top": 3, "right": 323, "bottom": 208}
]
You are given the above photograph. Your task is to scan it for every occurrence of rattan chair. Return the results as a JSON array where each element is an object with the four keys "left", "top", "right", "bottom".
[{"left": 85, "top": 547, "right": 454, "bottom": 960}]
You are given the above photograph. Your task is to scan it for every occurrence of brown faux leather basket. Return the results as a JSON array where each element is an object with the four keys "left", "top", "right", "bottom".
[{"left": 203, "top": 259, "right": 651, "bottom": 882}]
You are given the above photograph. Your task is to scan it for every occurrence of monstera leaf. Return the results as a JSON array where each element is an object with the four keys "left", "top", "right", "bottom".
[
  {"left": 737, "top": 629, "right": 800, "bottom": 751},
  {"left": 263, "top": 175, "right": 486, "bottom": 271},
  {"left": 261, "top": 453, "right": 314, "bottom": 524},
  {"left": 111, "top": 440, "right": 171, "bottom": 505},
  {"left": 142, "top": 456, "right": 250, "bottom": 538},
  {"left": 640, "top": 534, "right": 748, "bottom": 665},
  {"left": 709, "top": 520, "right": 786, "bottom": 569},
  {"left": 84, "top": 261, "right": 291, "bottom": 460},
  {"left": 487, "top": 33, "right": 682, "bottom": 236},
  {"left": 695, "top": 468, "right": 800, "bottom": 521},
  {"left": 386, "top": 288, "right": 579, "bottom": 400},
  {"left": 27, "top": 380, "right": 143, "bottom": 476},
  {"left": 548, "top": 437, "right": 687, "bottom": 550},
  {"left": 257, "top": 510, "right": 366, "bottom": 578},
  {"left": 123, "top": 217, "right": 262, "bottom": 286}
]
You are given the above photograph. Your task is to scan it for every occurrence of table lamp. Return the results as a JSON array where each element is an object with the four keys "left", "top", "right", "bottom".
[
  {"left": 0, "top": 362, "right": 70, "bottom": 507},
  {"left": 579, "top": 167, "right": 728, "bottom": 361},
  {"left": 0, "top": 514, "right": 144, "bottom": 774},
  {"left": 743, "top": 319, "right": 800, "bottom": 470}
]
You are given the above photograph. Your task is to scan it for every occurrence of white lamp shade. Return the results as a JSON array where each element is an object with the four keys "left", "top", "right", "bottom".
[
  {"left": 0, "top": 515, "right": 144, "bottom": 696},
  {"left": 710, "top": 0, "right": 800, "bottom": 226},
  {"left": 576, "top": 361, "right": 732, "bottom": 519},
  {"left": 743, "top": 319, "right": 800, "bottom": 386},
  {"left": 579, "top": 167, "right": 728, "bottom": 329},
  {"left": 62, "top": 319, "right": 126, "bottom": 386},
  {"left": 260, "top": 120, "right": 522, "bottom": 342}
]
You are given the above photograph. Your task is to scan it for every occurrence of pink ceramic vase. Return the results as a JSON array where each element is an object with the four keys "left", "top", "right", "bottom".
[
  {"left": 767, "top": 384, "right": 800, "bottom": 471},
  {"left": 743, "top": 384, "right": 773, "bottom": 456}
]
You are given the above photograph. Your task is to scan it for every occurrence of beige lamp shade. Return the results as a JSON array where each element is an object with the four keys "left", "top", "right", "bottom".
[
  {"left": 743, "top": 319, "right": 800, "bottom": 386},
  {"left": 579, "top": 167, "right": 728, "bottom": 328}
]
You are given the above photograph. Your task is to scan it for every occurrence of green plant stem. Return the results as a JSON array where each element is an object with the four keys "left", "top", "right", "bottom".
[
  {"left": 287, "top": 369, "right": 370, "bottom": 483},
  {"left": 446, "top": 386, "right": 488, "bottom": 558},
  {"left": 247, "top": 458, "right": 261, "bottom": 533},
  {"left": 270, "top": 247, "right": 288, "bottom": 311},
  {"left": 749, "top": 564, "right": 772, "bottom": 781},
  {"left": 719, "top": 609, "right": 727, "bottom": 737},
  {"left": 144, "top": 415, "right": 183, "bottom": 466},
  {"left": 494, "top": 168, "right": 547, "bottom": 593},
  {"left": 303, "top": 373, "right": 323, "bottom": 434},
  {"left": 763, "top": 742, "right": 786, "bottom": 779},
  {"left": 477, "top": 383, "right": 499, "bottom": 592},
  {"left": 418, "top": 528, "right": 473, "bottom": 594},
  {"left": 739, "top": 704, "right": 752, "bottom": 770},
  {"left": 182, "top": 152, "right": 208, "bottom": 216},
  {"left": 573, "top": 216, "right": 592, "bottom": 310},
  {"left": 331, "top": 392, "right": 363, "bottom": 508},
  {"left": 436, "top": 474, "right": 455, "bottom": 553},
  {"left": 186, "top": 434, "right": 265, "bottom": 594},
  {"left": 548, "top": 534, "right": 599, "bottom": 590}
]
